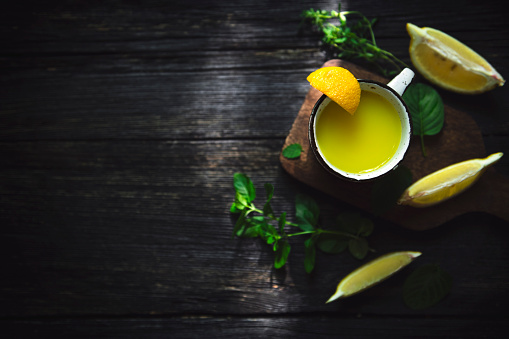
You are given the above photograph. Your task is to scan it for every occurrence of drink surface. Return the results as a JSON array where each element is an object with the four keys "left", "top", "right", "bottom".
[{"left": 315, "top": 91, "right": 402, "bottom": 174}]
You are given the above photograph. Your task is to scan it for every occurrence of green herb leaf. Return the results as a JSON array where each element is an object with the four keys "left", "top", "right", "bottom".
[
  {"left": 402, "top": 83, "right": 444, "bottom": 157},
  {"left": 295, "top": 194, "right": 320, "bottom": 231},
  {"left": 232, "top": 210, "right": 247, "bottom": 238},
  {"left": 274, "top": 239, "right": 291, "bottom": 269},
  {"left": 263, "top": 183, "right": 274, "bottom": 217},
  {"left": 230, "top": 201, "right": 241, "bottom": 213},
  {"left": 304, "top": 237, "right": 316, "bottom": 273},
  {"left": 336, "top": 212, "right": 371, "bottom": 235},
  {"left": 233, "top": 173, "right": 256, "bottom": 204},
  {"left": 278, "top": 212, "right": 286, "bottom": 233},
  {"left": 242, "top": 216, "right": 267, "bottom": 238},
  {"left": 403, "top": 264, "right": 452, "bottom": 310},
  {"left": 258, "top": 222, "right": 279, "bottom": 244},
  {"left": 282, "top": 143, "right": 303, "bottom": 159},
  {"left": 348, "top": 237, "right": 369, "bottom": 259},
  {"left": 316, "top": 233, "right": 349, "bottom": 254},
  {"left": 371, "top": 165, "right": 413, "bottom": 215},
  {"left": 264, "top": 183, "right": 274, "bottom": 201}
]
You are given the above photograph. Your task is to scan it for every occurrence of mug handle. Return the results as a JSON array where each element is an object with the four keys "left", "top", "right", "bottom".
[{"left": 387, "top": 68, "right": 415, "bottom": 96}]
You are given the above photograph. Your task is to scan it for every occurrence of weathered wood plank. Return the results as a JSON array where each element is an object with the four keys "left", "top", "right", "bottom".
[
  {"left": 1, "top": 140, "right": 508, "bottom": 317},
  {"left": 3, "top": 315, "right": 508, "bottom": 338},
  {"left": 1, "top": 1, "right": 508, "bottom": 337},
  {"left": 1, "top": 0, "right": 506, "bottom": 57}
]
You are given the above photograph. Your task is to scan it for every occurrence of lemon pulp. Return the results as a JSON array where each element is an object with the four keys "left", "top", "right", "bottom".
[
  {"left": 327, "top": 251, "right": 422, "bottom": 302},
  {"left": 398, "top": 152, "right": 503, "bottom": 207},
  {"left": 407, "top": 23, "right": 505, "bottom": 94}
]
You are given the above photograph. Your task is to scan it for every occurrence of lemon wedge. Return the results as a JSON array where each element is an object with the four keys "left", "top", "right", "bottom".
[
  {"left": 327, "top": 251, "right": 422, "bottom": 303},
  {"left": 307, "top": 67, "right": 361, "bottom": 115},
  {"left": 398, "top": 152, "right": 503, "bottom": 207},
  {"left": 407, "top": 23, "right": 505, "bottom": 94}
]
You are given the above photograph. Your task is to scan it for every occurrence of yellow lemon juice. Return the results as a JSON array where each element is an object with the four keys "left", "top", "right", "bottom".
[{"left": 315, "top": 91, "right": 402, "bottom": 174}]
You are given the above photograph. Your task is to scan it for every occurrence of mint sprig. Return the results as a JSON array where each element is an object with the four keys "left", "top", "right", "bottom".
[{"left": 231, "top": 173, "right": 375, "bottom": 273}]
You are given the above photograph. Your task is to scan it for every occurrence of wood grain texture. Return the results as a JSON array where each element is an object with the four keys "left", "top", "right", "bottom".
[
  {"left": 4, "top": 316, "right": 508, "bottom": 338},
  {"left": 1, "top": 0, "right": 508, "bottom": 337},
  {"left": 1, "top": 140, "right": 508, "bottom": 318}
]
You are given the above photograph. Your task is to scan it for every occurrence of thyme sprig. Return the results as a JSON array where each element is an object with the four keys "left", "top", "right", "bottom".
[{"left": 301, "top": 4, "right": 409, "bottom": 77}]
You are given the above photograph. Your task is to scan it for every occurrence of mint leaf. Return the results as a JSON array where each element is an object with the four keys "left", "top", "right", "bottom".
[
  {"left": 304, "top": 237, "right": 316, "bottom": 273},
  {"left": 295, "top": 194, "right": 320, "bottom": 231},
  {"left": 242, "top": 216, "right": 267, "bottom": 238},
  {"left": 403, "top": 264, "right": 452, "bottom": 310},
  {"left": 336, "top": 212, "right": 372, "bottom": 236},
  {"left": 232, "top": 210, "right": 247, "bottom": 238},
  {"left": 316, "top": 233, "right": 349, "bottom": 254},
  {"left": 348, "top": 237, "right": 369, "bottom": 259},
  {"left": 278, "top": 212, "right": 286, "bottom": 233},
  {"left": 263, "top": 183, "right": 274, "bottom": 217},
  {"left": 402, "top": 83, "right": 444, "bottom": 157},
  {"left": 233, "top": 173, "right": 256, "bottom": 204},
  {"left": 282, "top": 143, "right": 303, "bottom": 159},
  {"left": 371, "top": 165, "right": 413, "bottom": 215},
  {"left": 274, "top": 239, "right": 291, "bottom": 269},
  {"left": 257, "top": 222, "right": 278, "bottom": 244}
]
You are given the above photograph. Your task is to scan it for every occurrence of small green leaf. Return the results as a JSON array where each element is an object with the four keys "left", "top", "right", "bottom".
[
  {"left": 233, "top": 191, "right": 248, "bottom": 211},
  {"left": 357, "top": 218, "right": 374, "bottom": 237},
  {"left": 264, "top": 183, "right": 274, "bottom": 201},
  {"left": 263, "top": 183, "right": 274, "bottom": 217},
  {"left": 371, "top": 165, "right": 413, "bottom": 215},
  {"left": 348, "top": 237, "right": 369, "bottom": 259},
  {"left": 403, "top": 83, "right": 444, "bottom": 156},
  {"left": 232, "top": 210, "right": 247, "bottom": 238},
  {"left": 230, "top": 202, "right": 240, "bottom": 213},
  {"left": 282, "top": 143, "right": 303, "bottom": 159},
  {"left": 240, "top": 216, "right": 263, "bottom": 238},
  {"left": 304, "top": 237, "right": 316, "bottom": 274},
  {"left": 233, "top": 173, "right": 256, "bottom": 203},
  {"left": 257, "top": 222, "right": 278, "bottom": 243},
  {"left": 295, "top": 194, "right": 320, "bottom": 231},
  {"left": 403, "top": 264, "right": 452, "bottom": 310},
  {"left": 336, "top": 212, "right": 368, "bottom": 235},
  {"left": 262, "top": 203, "right": 273, "bottom": 217},
  {"left": 316, "top": 233, "right": 349, "bottom": 254},
  {"left": 274, "top": 239, "right": 291, "bottom": 269},
  {"left": 278, "top": 212, "right": 286, "bottom": 233}
]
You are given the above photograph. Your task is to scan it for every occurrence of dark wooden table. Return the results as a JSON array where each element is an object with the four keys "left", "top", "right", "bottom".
[{"left": 1, "top": 0, "right": 508, "bottom": 337}]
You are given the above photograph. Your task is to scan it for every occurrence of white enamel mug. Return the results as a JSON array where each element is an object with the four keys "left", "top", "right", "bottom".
[{"left": 308, "top": 68, "right": 415, "bottom": 181}]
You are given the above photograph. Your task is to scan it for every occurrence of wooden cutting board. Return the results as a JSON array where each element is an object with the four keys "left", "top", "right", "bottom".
[{"left": 280, "top": 59, "right": 509, "bottom": 231}]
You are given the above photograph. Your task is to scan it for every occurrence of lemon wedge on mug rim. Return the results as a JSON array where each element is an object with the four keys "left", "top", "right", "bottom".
[
  {"left": 307, "top": 66, "right": 361, "bottom": 115},
  {"left": 407, "top": 23, "right": 505, "bottom": 94},
  {"left": 398, "top": 152, "right": 503, "bottom": 207},
  {"left": 327, "top": 251, "right": 422, "bottom": 303}
]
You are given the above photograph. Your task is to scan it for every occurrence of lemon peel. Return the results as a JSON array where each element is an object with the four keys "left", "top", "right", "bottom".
[
  {"left": 307, "top": 67, "right": 361, "bottom": 115},
  {"left": 398, "top": 152, "right": 503, "bottom": 207},
  {"left": 407, "top": 23, "right": 505, "bottom": 94}
]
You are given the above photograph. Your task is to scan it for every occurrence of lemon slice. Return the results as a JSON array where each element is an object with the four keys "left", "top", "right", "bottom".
[
  {"left": 327, "top": 251, "right": 422, "bottom": 303},
  {"left": 407, "top": 23, "right": 505, "bottom": 94},
  {"left": 307, "top": 67, "right": 361, "bottom": 115},
  {"left": 398, "top": 152, "right": 503, "bottom": 207}
]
